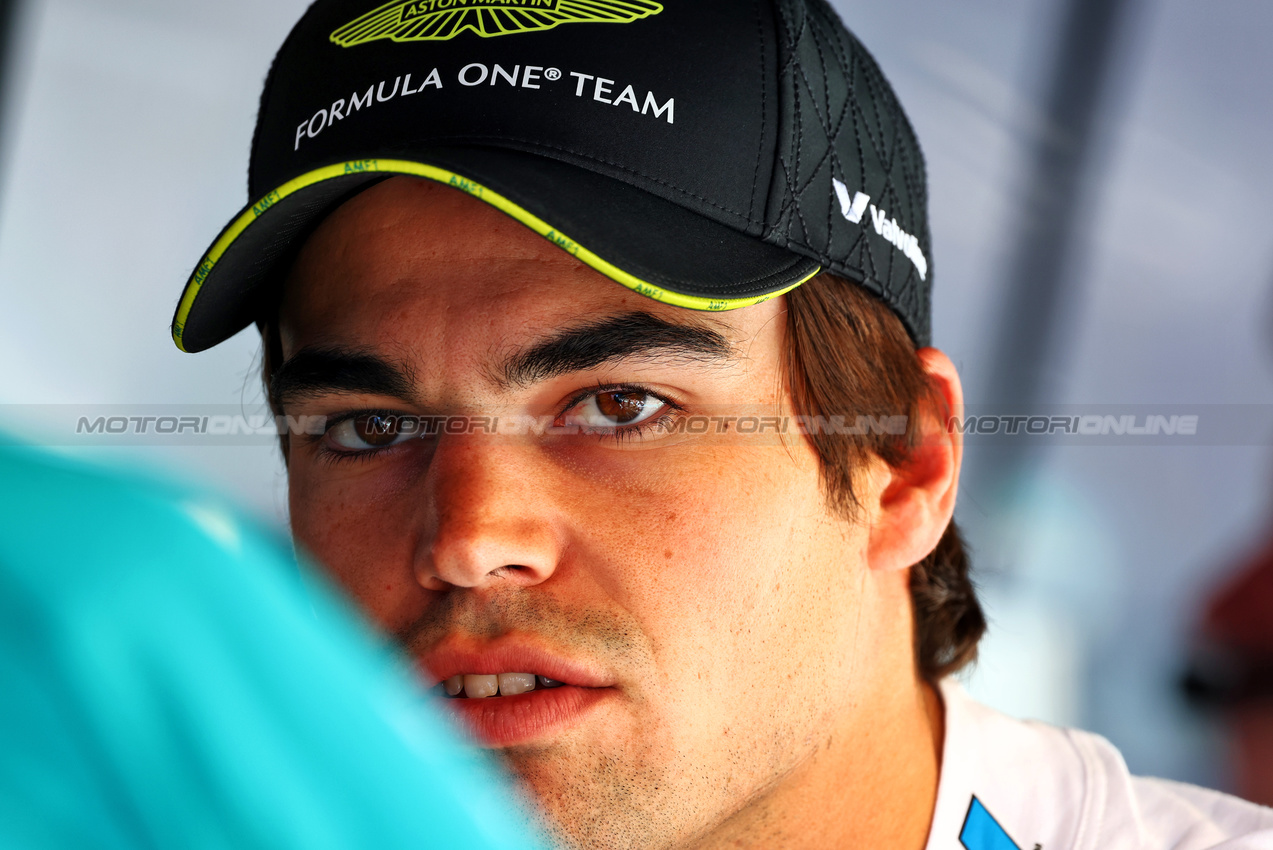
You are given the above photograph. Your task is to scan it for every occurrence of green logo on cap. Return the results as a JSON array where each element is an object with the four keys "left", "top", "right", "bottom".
[{"left": 331, "top": 0, "right": 664, "bottom": 46}]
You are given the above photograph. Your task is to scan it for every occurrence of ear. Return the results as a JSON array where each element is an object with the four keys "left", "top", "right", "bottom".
[{"left": 865, "top": 348, "right": 963, "bottom": 572}]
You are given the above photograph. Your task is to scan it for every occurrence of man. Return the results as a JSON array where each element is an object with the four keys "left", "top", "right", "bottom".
[{"left": 171, "top": 1, "right": 1273, "bottom": 848}]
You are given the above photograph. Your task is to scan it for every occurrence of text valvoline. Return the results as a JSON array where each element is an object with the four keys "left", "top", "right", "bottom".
[{"left": 832, "top": 177, "right": 928, "bottom": 281}]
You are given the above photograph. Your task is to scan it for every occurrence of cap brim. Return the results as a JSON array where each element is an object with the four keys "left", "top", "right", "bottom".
[{"left": 173, "top": 149, "right": 820, "bottom": 353}]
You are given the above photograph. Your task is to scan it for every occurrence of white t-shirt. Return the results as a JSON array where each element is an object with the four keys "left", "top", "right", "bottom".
[{"left": 926, "top": 680, "right": 1273, "bottom": 850}]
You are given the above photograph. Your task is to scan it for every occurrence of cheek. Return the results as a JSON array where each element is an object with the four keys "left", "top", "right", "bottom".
[
  {"left": 287, "top": 460, "right": 428, "bottom": 629},
  {"left": 564, "top": 444, "right": 868, "bottom": 784},
  {"left": 574, "top": 446, "right": 839, "bottom": 678}
]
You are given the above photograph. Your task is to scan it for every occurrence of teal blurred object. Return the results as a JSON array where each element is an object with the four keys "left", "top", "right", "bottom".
[{"left": 0, "top": 440, "right": 544, "bottom": 849}]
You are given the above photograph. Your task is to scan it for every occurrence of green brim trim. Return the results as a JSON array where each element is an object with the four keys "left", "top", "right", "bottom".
[{"left": 173, "top": 158, "right": 820, "bottom": 352}]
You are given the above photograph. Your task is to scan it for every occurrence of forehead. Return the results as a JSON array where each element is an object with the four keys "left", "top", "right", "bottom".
[{"left": 277, "top": 177, "right": 781, "bottom": 363}]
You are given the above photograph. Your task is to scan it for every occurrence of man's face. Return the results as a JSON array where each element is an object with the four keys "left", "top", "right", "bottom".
[{"left": 277, "top": 178, "right": 902, "bottom": 849}]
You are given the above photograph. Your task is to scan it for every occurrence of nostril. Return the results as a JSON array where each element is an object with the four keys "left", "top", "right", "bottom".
[{"left": 415, "top": 510, "right": 560, "bottom": 591}]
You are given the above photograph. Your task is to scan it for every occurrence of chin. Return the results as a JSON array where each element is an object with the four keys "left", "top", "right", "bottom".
[{"left": 496, "top": 737, "right": 703, "bottom": 850}]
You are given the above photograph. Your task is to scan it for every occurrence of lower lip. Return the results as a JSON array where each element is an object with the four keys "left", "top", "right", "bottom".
[{"left": 438, "top": 685, "right": 611, "bottom": 747}]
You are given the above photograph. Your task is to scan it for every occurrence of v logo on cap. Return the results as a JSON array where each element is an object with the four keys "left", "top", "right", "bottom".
[
  {"left": 832, "top": 178, "right": 871, "bottom": 226},
  {"left": 331, "top": 0, "right": 665, "bottom": 46}
]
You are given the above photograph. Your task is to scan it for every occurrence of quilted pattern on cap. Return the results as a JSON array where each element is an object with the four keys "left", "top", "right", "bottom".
[{"left": 765, "top": 0, "right": 932, "bottom": 345}]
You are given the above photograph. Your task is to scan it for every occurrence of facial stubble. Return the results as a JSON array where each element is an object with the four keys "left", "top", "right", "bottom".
[{"left": 398, "top": 584, "right": 831, "bottom": 850}]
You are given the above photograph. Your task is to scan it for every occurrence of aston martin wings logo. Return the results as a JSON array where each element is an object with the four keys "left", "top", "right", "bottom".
[{"left": 331, "top": 0, "right": 665, "bottom": 46}]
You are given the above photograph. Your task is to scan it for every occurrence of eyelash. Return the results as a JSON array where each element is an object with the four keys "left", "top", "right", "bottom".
[
  {"left": 311, "top": 408, "right": 408, "bottom": 467},
  {"left": 560, "top": 382, "right": 684, "bottom": 444},
  {"left": 309, "top": 384, "right": 684, "bottom": 464}
]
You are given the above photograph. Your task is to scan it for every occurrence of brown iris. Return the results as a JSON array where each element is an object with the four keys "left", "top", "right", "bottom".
[
  {"left": 595, "top": 391, "right": 650, "bottom": 424},
  {"left": 352, "top": 414, "right": 403, "bottom": 447}
]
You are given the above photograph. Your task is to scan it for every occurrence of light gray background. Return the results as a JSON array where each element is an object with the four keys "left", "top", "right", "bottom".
[{"left": 1, "top": 0, "right": 1270, "bottom": 791}]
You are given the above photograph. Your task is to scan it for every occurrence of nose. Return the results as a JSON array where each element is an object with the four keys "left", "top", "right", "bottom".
[{"left": 415, "top": 436, "right": 562, "bottom": 591}]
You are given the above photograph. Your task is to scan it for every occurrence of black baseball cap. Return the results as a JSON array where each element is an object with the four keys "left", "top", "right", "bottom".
[{"left": 172, "top": 0, "right": 933, "bottom": 353}]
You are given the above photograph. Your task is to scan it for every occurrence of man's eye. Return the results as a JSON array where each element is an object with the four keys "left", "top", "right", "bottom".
[
  {"left": 565, "top": 391, "right": 667, "bottom": 429},
  {"left": 327, "top": 414, "right": 416, "bottom": 451}
]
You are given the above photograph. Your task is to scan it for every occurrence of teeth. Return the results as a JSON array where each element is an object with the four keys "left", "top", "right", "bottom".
[
  {"left": 442, "top": 672, "right": 559, "bottom": 697},
  {"left": 463, "top": 674, "right": 499, "bottom": 698},
  {"left": 498, "top": 672, "right": 536, "bottom": 695}
]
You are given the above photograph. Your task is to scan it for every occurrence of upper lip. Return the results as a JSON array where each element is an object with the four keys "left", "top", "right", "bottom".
[{"left": 420, "top": 636, "right": 615, "bottom": 689}]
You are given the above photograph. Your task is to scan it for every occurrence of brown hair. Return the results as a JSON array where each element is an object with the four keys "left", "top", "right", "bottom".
[
  {"left": 259, "top": 272, "right": 984, "bottom": 681},
  {"left": 783, "top": 274, "right": 985, "bottom": 681}
]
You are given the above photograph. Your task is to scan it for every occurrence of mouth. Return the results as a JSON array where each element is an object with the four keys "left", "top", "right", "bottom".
[
  {"left": 438, "top": 672, "right": 566, "bottom": 698},
  {"left": 422, "top": 643, "right": 615, "bottom": 748}
]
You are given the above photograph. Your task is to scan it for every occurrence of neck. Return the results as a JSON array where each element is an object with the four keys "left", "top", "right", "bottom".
[{"left": 688, "top": 678, "right": 945, "bottom": 850}]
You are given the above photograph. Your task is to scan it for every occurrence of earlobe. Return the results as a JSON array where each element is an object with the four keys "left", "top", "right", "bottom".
[{"left": 865, "top": 348, "right": 964, "bottom": 572}]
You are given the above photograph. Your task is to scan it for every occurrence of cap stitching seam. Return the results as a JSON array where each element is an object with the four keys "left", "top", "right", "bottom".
[
  {"left": 796, "top": 16, "right": 852, "bottom": 250},
  {"left": 816, "top": 10, "right": 859, "bottom": 262},
  {"left": 765, "top": 2, "right": 797, "bottom": 240},
  {"left": 772, "top": 6, "right": 821, "bottom": 245},
  {"left": 796, "top": 21, "right": 835, "bottom": 192},
  {"left": 780, "top": 8, "right": 814, "bottom": 245},
  {"left": 782, "top": 8, "right": 857, "bottom": 245},
  {"left": 772, "top": 1, "right": 802, "bottom": 236},
  {"left": 747, "top": 0, "right": 767, "bottom": 226}
]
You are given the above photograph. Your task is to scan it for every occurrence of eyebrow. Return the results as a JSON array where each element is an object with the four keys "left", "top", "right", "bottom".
[
  {"left": 499, "top": 311, "right": 735, "bottom": 388},
  {"left": 270, "top": 346, "right": 416, "bottom": 409},
  {"left": 270, "top": 312, "right": 735, "bottom": 407}
]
